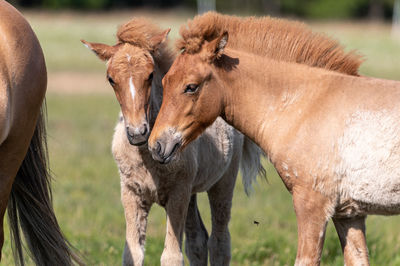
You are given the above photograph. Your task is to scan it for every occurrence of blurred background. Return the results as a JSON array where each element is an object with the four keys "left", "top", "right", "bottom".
[
  {"left": 2, "top": 0, "right": 400, "bottom": 265},
  {"left": 5, "top": 0, "right": 400, "bottom": 20}
]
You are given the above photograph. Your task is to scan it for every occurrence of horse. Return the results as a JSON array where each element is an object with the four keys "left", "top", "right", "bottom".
[
  {"left": 146, "top": 12, "right": 366, "bottom": 265},
  {"left": 148, "top": 14, "right": 400, "bottom": 266},
  {"left": 81, "top": 18, "right": 265, "bottom": 266},
  {"left": 0, "top": 1, "right": 81, "bottom": 265}
]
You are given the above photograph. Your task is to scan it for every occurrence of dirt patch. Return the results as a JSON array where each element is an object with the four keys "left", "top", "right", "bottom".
[{"left": 47, "top": 71, "right": 113, "bottom": 95}]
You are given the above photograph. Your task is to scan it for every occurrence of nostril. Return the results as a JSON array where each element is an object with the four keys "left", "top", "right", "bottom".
[
  {"left": 156, "top": 141, "right": 162, "bottom": 155},
  {"left": 140, "top": 125, "right": 148, "bottom": 136},
  {"left": 126, "top": 127, "right": 134, "bottom": 138}
]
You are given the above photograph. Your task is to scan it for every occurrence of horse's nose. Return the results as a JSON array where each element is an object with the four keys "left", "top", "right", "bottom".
[
  {"left": 156, "top": 140, "right": 166, "bottom": 157},
  {"left": 126, "top": 123, "right": 149, "bottom": 146},
  {"left": 139, "top": 124, "right": 148, "bottom": 136},
  {"left": 126, "top": 126, "right": 135, "bottom": 138},
  {"left": 150, "top": 140, "right": 165, "bottom": 163},
  {"left": 149, "top": 134, "right": 181, "bottom": 164}
]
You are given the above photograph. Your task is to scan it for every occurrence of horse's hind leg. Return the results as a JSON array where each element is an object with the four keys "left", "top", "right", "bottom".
[
  {"left": 207, "top": 172, "right": 237, "bottom": 266},
  {"left": 0, "top": 141, "right": 29, "bottom": 260},
  {"left": 185, "top": 194, "right": 208, "bottom": 266},
  {"left": 0, "top": 86, "right": 12, "bottom": 255},
  {"left": 333, "top": 216, "right": 369, "bottom": 266},
  {"left": 121, "top": 185, "right": 151, "bottom": 266},
  {"left": 293, "top": 187, "right": 335, "bottom": 266},
  {"left": 0, "top": 167, "right": 11, "bottom": 260}
]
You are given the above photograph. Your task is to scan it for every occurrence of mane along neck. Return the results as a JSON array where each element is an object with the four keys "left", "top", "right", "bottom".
[{"left": 178, "top": 12, "right": 363, "bottom": 75}]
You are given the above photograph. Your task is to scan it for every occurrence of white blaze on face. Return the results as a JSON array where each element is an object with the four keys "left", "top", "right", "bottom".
[{"left": 129, "top": 77, "right": 136, "bottom": 101}]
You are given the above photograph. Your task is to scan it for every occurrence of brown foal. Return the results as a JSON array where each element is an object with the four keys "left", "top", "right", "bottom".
[{"left": 149, "top": 22, "right": 400, "bottom": 265}]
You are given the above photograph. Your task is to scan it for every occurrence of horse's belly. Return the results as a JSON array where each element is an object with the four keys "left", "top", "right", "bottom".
[{"left": 336, "top": 109, "right": 400, "bottom": 216}]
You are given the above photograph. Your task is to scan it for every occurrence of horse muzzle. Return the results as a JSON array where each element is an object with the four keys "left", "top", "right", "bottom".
[
  {"left": 149, "top": 133, "right": 181, "bottom": 164},
  {"left": 126, "top": 124, "right": 149, "bottom": 146}
]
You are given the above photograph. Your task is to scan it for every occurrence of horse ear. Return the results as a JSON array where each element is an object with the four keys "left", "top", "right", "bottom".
[
  {"left": 205, "top": 31, "right": 229, "bottom": 61},
  {"left": 149, "top": 28, "right": 171, "bottom": 50},
  {"left": 81, "top": 40, "right": 118, "bottom": 61}
]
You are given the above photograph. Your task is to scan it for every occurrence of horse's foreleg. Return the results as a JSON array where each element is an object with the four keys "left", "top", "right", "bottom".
[
  {"left": 207, "top": 172, "right": 236, "bottom": 266},
  {"left": 161, "top": 190, "right": 191, "bottom": 266},
  {"left": 121, "top": 186, "right": 151, "bottom": 266},
  {"left": 333, "top": 216, "right": 369, "bottom": 266},
  {"left": 184, "top": 194, "right": 208, "bottom": 266},
  {"left": 293, "top": 186, "right": 334, "bottom": 266}
]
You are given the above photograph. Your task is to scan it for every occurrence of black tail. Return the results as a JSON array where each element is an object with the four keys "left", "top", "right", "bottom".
[{"left": 7, "top": 104, "right": 83, "bottom": 266}]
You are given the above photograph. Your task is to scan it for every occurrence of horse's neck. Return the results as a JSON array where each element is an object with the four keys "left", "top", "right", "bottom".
[
  {"left": 220, "top": 49, "right": 333, "bottom": 159},
  {"left": 148, "top": 51, "right": 174, "bottom": 128}
]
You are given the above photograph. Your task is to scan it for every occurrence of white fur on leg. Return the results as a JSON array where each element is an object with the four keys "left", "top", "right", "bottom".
[
  {"left": 123, "top": 243, "right": 144, "bottom": 266},
  {"left": 294, "top": 257, "right": 312, "bottom": 266},
  {"left": 160, "top": 250, "right": 184, "bottom": 266}
]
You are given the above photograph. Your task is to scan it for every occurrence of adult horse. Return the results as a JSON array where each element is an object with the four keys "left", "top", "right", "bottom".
[
  {"left": 148, "top": 14, "right": 400, "bottom": 265},
  {"left": 0, "top": 1, "right": 80, "bottom": 265},
  {"left": 82, "top": 18, "right": 264, "bottom": 265}
]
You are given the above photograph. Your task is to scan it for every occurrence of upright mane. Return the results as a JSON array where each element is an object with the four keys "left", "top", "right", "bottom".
[
  {"left": 177, "top": 12, "right": 363, "bottom": 75},
  {"left": 116, "top": 18, "right": 175, "bottom": 69}
]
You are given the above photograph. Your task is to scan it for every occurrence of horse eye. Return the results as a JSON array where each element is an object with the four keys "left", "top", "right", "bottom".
[
  {"left": 148, "top": 72, "right": 153, "bottom": 81},
  {"left": 184, "top": 84, "right": 199, "bottom": 94},
  {"left": 107, "top": 76, "right": 115, "bottom": 86}
]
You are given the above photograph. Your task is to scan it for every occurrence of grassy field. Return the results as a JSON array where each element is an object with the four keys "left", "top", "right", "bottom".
[{"left": 2, "top": 9, "right": 400, "bottom": 265}]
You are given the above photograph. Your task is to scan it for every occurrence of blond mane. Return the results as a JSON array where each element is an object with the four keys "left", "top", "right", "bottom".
[
  {"left": 177, "top": 12, "right": 363, "bottom": 75},
  {"left": 115, "top": 18, "right": 175, "bottom": 72},
  {"left": 117, "top": 18, "right": 163, "bottom": 49}
]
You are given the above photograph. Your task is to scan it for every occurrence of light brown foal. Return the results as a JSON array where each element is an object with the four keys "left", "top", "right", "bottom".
[{"left": 149, "top": 28, "right": 400, "bottom": 265}]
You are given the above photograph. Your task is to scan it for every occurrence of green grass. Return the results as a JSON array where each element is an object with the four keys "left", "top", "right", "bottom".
[{"left": 2, "top": 11, "right": 400, "bottom": 265}]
